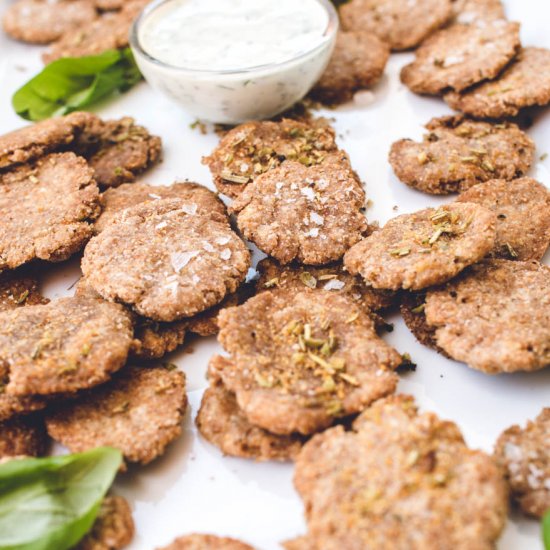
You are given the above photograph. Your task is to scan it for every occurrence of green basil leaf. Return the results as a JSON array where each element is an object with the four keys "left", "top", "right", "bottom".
[
  {"left": 0, "top": 447, "right": 122, "bottom": 550},
  {"left": 12, "top": 48, "right": 142, "bottom": 122},
  {"left": 543, "top": 509, "right": 550, "bottom": 550}
]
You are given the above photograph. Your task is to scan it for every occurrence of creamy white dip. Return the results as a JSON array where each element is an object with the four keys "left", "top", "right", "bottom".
[
  {"left": 131, "top": 0, "right": 337, "bottom": 123},
  {"left": 139, "top": 0, "right": 329, "bottom": 71}
]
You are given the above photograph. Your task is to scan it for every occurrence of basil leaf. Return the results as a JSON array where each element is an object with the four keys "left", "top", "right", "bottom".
[
  {"left": 12, "top": 48, "right": 142, "bottom": 121},
  {"left": 0, "top": 447, "right": 122, "bottom": 550},
  {"left": 544, "top": 509, "right": 550, "bottom": 550}
]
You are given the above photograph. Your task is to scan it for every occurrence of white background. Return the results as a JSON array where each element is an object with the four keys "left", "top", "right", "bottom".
[{"left": 0, "top": 1, "right": 549, "bottom": 548}]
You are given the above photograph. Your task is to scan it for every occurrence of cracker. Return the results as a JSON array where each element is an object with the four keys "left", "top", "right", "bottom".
[
  {"left": 232, "top": 154, "right": 368, "bottom": 265},
  {"left": 74, "top": 277, "right": 188, "bottom": 361},
  {"left": 197, "top": 363, "right": 304, "bottom": 461},
  {"left": 494, "top": 408, "right": 550, "bottom": 518},
  {"left": 46, "top": 366, "right": 187, "bottom": 465},
  {"left": 75, "top": 117, "right": 162, "bottom": 188},
  {"left": 256, "top": 258, "right": 397, "bottom": 313},
  {"left": 77, "top": 496, "right": 134, "bottom": 550},
  {"left": 82, "top": 199, "right": 250, "bottom": 322},
  {"left": 2, "top": 0, "right": 97, "bottom": 44},
  {"left": 216, "top": 290, "right": 401, "bottom": 436},
  {"left": 456, "top": 177, "right": 550, "bottom": 261},
  {"left": 445, "top": 47, "right": 550, "bottom": 118},
  {"left": 0, "top": 272, "right": 48, "bottom": 312},
  {"left": 157, "top": 534, "right": 255, "bottom": 550},
  {"left": 75, "top": 276, "right": 235, "bottom": 358},
  {"left": 425, "top": 259, "right": 550, "bottom": 373},
  {"left": 0, "top": 111, "right": 97, "bottom": 171},
  {"left": 389, "top": 115, "right": 534, "bottom": 195},
  {"left": 43, "top": 2, "right": 143, "bottom": 63},
  {"left": 400, "top": 291, "right": 447, "bottom": 354},
  {"left": 310, "top": 30, "right": 390, "bottom": 104},
  {"left": 339, "top": 0, "right": 453, "bottom": 51},
  {"left": 0, "top": 361, "right": 47, "bottom": 421},
  {"left": 0, "top": 153, "right": 100, "bottom": 271},
  {"left": 401, "top": 20, "right": 520, "bottom": 94},
  {"left": 0, "top": 415, "right": 47, "bottom": 458},
  {"left": 203, "top": 118, "right": 338, "bottom": 199},
  {"left": 95, "top": 182, "right": 227, "bottom": 233},
  {"left": 0, "top": 296, "right": 133, "bottom": 396},
  {"left": 344, "top": 203, "right": 496, "bottom": 290},
  {"left": 287, "top": 395, "right": 508, "bottom": 550},
  {"left": 185, "top": 291, "right": 242, "bottom": 338},
  {"left": 451, "top": 0, "right": 505, "bottom": 24}
]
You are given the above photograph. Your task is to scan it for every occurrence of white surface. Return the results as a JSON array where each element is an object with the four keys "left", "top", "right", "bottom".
[{"left": 0, "top": 0, "right": 549, "bottom": 548}]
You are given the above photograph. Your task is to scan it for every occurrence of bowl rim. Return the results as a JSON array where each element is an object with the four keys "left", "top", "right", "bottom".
[{"left": 129, "top": 0, "right": 339, "bottom": 76}]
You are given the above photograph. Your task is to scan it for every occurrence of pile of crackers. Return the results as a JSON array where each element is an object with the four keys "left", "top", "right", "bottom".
[{"left": 1, "top": 0, "right": 549, "bottom": 549}]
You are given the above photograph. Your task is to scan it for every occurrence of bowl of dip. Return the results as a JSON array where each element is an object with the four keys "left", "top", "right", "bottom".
[{"left": 130, "top": 0, "right": 338, "bottom": 124}]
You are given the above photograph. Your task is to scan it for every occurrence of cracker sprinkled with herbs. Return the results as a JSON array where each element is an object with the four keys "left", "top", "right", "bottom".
[
  {"left": 389, "top": 115, "right": 534, "bottom": 195},
  {"left": 344, "top": 203, "right": 496, "bottom": 290},
  {"left": 46, "top": 365, "right": 187, "bottom": 466},
  {"left": 445, "top": 47, "right": 550, "bottom": 118},
  {"left": 203, "top": 118, "right": 338, "bottom": 199},
  {"left": 456, "top": 177, "right": 550, "bottom": 261},
  {"left": 0, "top": 296, "right": 133, "bottom": 396},
  {"left": 288, "top": 394, "right": 508, "bottom": 550},
  {"left": 214, "top": 290, "right": 400, "bottom": 436}
]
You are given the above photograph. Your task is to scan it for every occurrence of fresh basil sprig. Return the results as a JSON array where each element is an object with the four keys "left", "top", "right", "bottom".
[
  {"left": 0, "top": 447, "right": 122, "bottom": 550},
  {"left": 12, "top": 48, "right": 142, "bottom": 122},
  {"left": 543, "top": 509, "right": 550, "bottom": 550}
]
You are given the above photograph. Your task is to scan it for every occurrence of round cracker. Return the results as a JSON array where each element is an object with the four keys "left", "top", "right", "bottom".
[
  {"left": 344, "top": 203, "right": 496, "bottom": 290},
  {"left": 76, "top": 496, "right": 135, "bottom": 550},
  {"left": 339, "top": 0, "right": 453, "bottom": 51},
  {"left": 75, "top": 117, "right": 162, "bottom": 188},
  {"left": 389, "top": 116, "right": 535, "bottom": 195},
  {"left": 74, "top": 277, "right": 188, "bottom": 360},
  {"left": 197, "top": 366, "right": 304, "bottom": 462},
  {"left": 289, "top": 395, "right": 508, "bottom": 550},
  {"left": 216, "top": 290, "right": 401, "bottom": 436},
  {"left": 0, "top": 272, "right": 48, "bottom": 312},
  {"left": 256, "top": 258, "right": 397, "bottom": 313},
  {"left": 46, "top": 365, "right": 187, "bottom": 465},
  {"left": 310, "top": 30, "right": 390, "bottom": 104},
  {"left": 456, "top": 177, "right": 550, "bottom": 261},
  {"left": 0, "top": 296, "right": 133, "bottom": 396},
  {"left": 42, "top": 3, "right": 140, "bottom": 63},
  {"left": 425, "top": 259, "right": 550, "bottom": 373},
  {"left": 401, "top": 20, "right": 520, "bottom": 94},
  {"left": 232, "top": 154, "right": 368, "bottom": 265},
  {"left": 444, "top": 47, "right": 550, "bottom": 118},
  {"left": 203, "top": 118, "right": 338, "bottom": 199},
  {"left": 95, "top": 182, "right": 227, "bottom": 233},
  {"left": 2, "top": 0, "right": 98, "bottom": 44},
  {"left": 0, "top": 111, "right": 97, "bottom": 171},
  {"left": 451, "top": 0, "right": 506, "bottom": 24},
  {"left": 494, "top": 408, "right": 550, "bottom": 518},
  {"left": 82, "top": 198, "right": 250, "bottom": 322},
  {"left": 0, "top": 152, "right": 100, "bottom": 271},
  {"left": 400, "top": 291, "right": 447, "bottom": 354},
  {"left": 0, "top": 415, "right": 47, "bottom": 459},
  {"left": 157, "top": 534, "right": 255, "bottom": 550}
]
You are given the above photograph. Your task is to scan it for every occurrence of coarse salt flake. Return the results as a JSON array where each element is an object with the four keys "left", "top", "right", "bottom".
[
  {"left": 171, "top": 250, "right": 199, "bottom": 272},
  {"left": 310, "top": 212, "right": 324, "bottom": 225},
  {"left": 324, "top": 279, "right": 345, "bottom": 291},
  {"left": 181, "top": 203, "right": 198, "bottom": 215},
  {"left": 301, "top": 187, "right": 315, "bottom": 201}
]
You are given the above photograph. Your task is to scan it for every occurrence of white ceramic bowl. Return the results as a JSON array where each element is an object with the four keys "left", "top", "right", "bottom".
[{"left": 130, "top": 0, "right": 338, "bottom": 124}]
